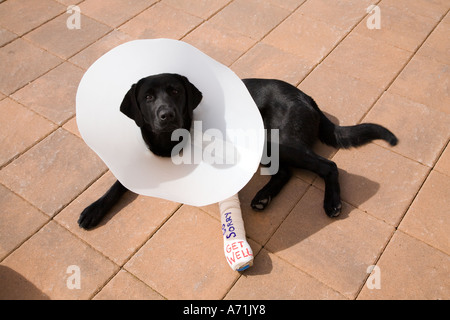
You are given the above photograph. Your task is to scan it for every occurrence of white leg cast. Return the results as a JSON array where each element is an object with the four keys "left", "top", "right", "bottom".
[{"left": 219, "top": 194, "right": 253, "bottom": 271}]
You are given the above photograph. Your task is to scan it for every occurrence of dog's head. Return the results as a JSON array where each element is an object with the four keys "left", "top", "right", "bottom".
[{"left": 120, "top": 73, "right": 203, "bottom": 134}]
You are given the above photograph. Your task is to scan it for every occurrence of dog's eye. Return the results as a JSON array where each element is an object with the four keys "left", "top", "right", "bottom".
[
  {"left": 146, "top": 94, "right": 154, "bottom": 101},
  {"left": 170, "top": 88, "right": 179, "bottom": 95}
]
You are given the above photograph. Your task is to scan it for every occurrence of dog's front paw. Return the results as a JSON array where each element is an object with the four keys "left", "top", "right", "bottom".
[
  {"left": 78, "top": 200, "right": 106, "bottom": 230},
  {"left": 251, "top": 192, "right": 272, "bottom": 211},
  {"left": 324, "top": 201, "right": 342, "bottom": 218}
]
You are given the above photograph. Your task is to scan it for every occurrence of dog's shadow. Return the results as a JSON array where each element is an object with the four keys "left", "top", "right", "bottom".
[
  {"left": 239, "top": 168, "right": 380, "bottom": 276},
  {"left": 0, "top": 265, "right": 50, "bottom": 300},
  {"left": 238, "top": 110, "right": 380, "bottom": 276}
]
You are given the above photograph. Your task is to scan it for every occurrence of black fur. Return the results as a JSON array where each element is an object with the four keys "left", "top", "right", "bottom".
[
  {"left": 78, "top": 75, "right": 397, "bottom": 230},
  {"left": 120, "top": 73, "right": 202, "bottom": 157},
  {"left": 243, "top": 79, "right": 397, "bottom": 216}
]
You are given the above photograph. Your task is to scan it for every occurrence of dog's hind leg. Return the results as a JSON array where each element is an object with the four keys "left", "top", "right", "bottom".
[
  {"left": 280, "top": 145, "right": 342, "bottom": 217},
  {"left": 78, "top": 180, "right": 128, "bottom": 230},
  {"left": 251, "top": 165, "right": 292, "bottom": 210}
]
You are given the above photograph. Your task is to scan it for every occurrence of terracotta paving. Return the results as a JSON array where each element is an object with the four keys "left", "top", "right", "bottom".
[{"left": 0, "top": 0, "right": 449, "bottom": 300}]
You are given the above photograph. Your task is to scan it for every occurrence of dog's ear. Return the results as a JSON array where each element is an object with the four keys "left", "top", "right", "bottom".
[
  {"left": 178, "top": 75, "right": 202, "bottom": 115},
  {"left": 120, "top": 82, "right": 143, "bottom": 127}
]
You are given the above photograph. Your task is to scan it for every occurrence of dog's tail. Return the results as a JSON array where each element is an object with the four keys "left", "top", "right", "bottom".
[{"left": 312, "top": 100, "right": 398, "bottom": 149}]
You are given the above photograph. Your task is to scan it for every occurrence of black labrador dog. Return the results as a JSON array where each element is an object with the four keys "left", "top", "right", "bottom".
[{"left": 78, "top": 73, "right": 397, "bottom": 229}]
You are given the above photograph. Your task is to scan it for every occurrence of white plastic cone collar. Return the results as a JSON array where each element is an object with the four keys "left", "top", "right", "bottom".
[{"left": 76, "top": 39, "right": 264, "bottom": 206}]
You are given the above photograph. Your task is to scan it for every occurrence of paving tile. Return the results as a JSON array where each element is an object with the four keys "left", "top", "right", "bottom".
[
  {"left": 225, "top": 249, "right": 345, "bottom": 300},
  {"left": 363, "top": 92, "right": 450, "bottom": 167},
  {"left": 62, "top": 116, "right": 81, "bottom": 138},
  {"left": 266, "top": 186, "right": 394, "bottom": 299},
  {"left": 298, "top": 0, "right": 375, "bottom": 31},
  {"left": 24, "top": 13, "right": 111, "bottom": 60},
  {"left": 326, "top": 143, "right": 430, "bottom": 226},
  {"left": 0, "top": 98, "right": 56, "bottom": 167},
  {"left": 0, "top": 27, "right": 17, "bottom": 47},
  {"left": 69, "top": 30, "right": 132, "bottom": 70},
  {"left": 353, "top": 2, "right": 437, "bottom": 52},
  {"left": 299, "top": 63, "right": 385, "bottom": 126},
  {"left": 0, "top": 184, "right": 49, "bottom": 261},
  {"left": 0, "top": 221, "right": 118, "bottom": 299},
  {"left": 163, "top": 0, "right": 231, "bottom": 19},
  {"left": 418, "top": 21, "right": 450, "bottom": 65},
  {"left": 0, "top": 129, "right": 107, "bottom": 216},
  {"left": 389, "top": 54, "right": 450, "bottom": 115},
  {"left": 119, "top": 2, "right": 202, "bottom": 40},
  {"left": 238, "top": 175, "right": 309, "bottom": 245},
  {"left": 0, "top": 0, "right": 65, "bottom": 36},
  {"left": 231, "top": 42, "right": 314, "bottom": 85},
  {"left": 125, "top": 205, "right": 239, "bottom": 300},
  {"left": 183, "top": 21, "right": 256, "bottom": 66},
  {"left": 94, "top": 269, "right": 164, "bottom": 300},
  {"left": 381, "top": 0, "right": 449, "bottom": 21},
  {"left": 79, "top": 0, "right": 154, "bottom": 28},
  {"left": 263, "top": 11, "right": 347, "bottom": 64},
  {"left": 267, "top": 0, "right": 306, "bottom": 10},
  {"left": 358, "top": 231, "right": 450, "bottom": 300},
  {"left": 55, "top": 0, "right": 83, "bottom": 5},
  {"left": 0, "top": 38, "right": 62, "bottom": 95},
  {"left": 435, "top": 143, "right": 450, "bottom": 176},
  {"left": 209, "top": 0, "right": 290, "bottom": 40},
  {"left": 55, "top": 171, "right": 180, "bottom": 266},
  {"left": 399, "top": 170, "right": 450, "bottom": 255},
  {"left": 323, "top": 33, "right": 412, "bottom": 89},
  {"left": 11, "top": 62, "right": 84, "bottom": 125}
]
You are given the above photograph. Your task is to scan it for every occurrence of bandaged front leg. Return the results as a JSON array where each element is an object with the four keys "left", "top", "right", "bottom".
[{"left": 219, "top": 194, "right": 253, "bottom": 271}]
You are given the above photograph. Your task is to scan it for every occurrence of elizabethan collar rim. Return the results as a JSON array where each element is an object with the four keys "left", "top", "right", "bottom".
[{"left": 76, "top": 39, "right": 264, "bottom": 206}]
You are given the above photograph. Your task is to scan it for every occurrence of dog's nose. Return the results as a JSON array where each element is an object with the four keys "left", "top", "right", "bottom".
[{"left": 157, "top": 106, "right": 175, "bottom": 122}]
